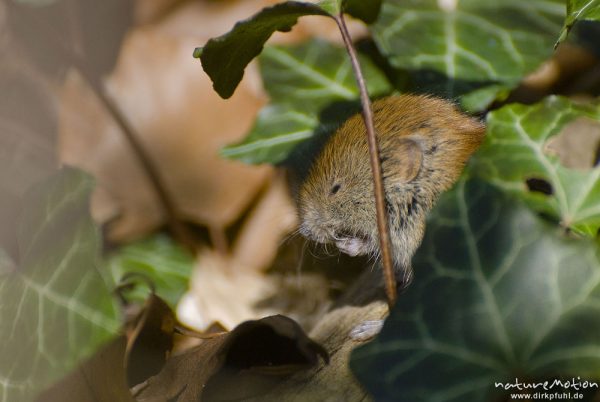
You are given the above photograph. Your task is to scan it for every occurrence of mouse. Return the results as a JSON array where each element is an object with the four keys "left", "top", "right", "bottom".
[{"left": 297, "top": 94, "right": 485, "bottom": 287}]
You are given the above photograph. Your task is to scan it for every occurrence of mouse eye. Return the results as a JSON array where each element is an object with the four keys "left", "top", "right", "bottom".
[{"left": 331, "top": 184, "right": 341, "bottom": 195}]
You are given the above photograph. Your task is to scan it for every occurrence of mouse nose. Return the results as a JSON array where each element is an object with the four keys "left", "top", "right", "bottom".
[{"left": 299, "top": 210, "right": 332, "bottom": 243}]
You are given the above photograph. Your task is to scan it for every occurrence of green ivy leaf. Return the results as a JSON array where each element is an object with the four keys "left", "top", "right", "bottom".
[
  {"left": 260, "top": 40, "right": 390, "bottom": 111},
  {"left": 108, "top": 233, "right": 194, "bottom": 308},
  {"left": 345, "top": 0, "right": 384, "bottom": 24},
  {"left": 319, "top": 0, "right": 383, "bottom": 23},
  {"left": 0, "top": 168, "right": 120, "bottom": 402},
  {"left": 558, "top": 0, "right": 600, "bottom": 43},
  {"left": 474, "top": 96, "right": 600, "bottom": 236},
  {"left": 222, "top": 39, "right": 391, "bottom": 164},
  {"left": 317, "top": 0, "right": 342, "bottom": 15},
  {"left": 372, "top": 0, "right": 564, "bottom": 86},
  {"left": 221, "top": 104, "right": 317, "bottom": 164},
  {"left": 459, "top": 84, "right": 511, "bottom": 113},
  {"left": 351, "top": 179, "right": 600, "bottom": 401},
  {"left": 194, "top": 1, "right": 330, "bottom": 99}
]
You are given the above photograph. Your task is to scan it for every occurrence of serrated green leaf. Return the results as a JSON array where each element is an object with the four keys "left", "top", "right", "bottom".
[
  {"left": 474, "top": 96, "right": 600, "bottom": 236},
  {"left": 197, "top": 1, "right": 331, "bottom": 99},
  {"left": 108, "top": 233, "right": 194, "bottom": 308},
  {"left": 558, "top": 0, "right": 600, "bottom": 43},
  {"left": 372, "top": 0, "right": 564, "bottom": 86},
  {"left": 351, "top": 179, "right": 600, "bottom": 401},
  {"left": 222, "top": 39, "right": 391, "bottom": 164},
  {"left": 0, "top": 168, "right": 120, "bottom": 402}
]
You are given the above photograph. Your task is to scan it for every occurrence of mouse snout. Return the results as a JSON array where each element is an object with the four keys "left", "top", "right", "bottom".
[
  {"left": 299, "top": 224, "right": 331, "bottom": 244},
  {"left": 299, "top": 209, "right": 336, "bottom": 244}
]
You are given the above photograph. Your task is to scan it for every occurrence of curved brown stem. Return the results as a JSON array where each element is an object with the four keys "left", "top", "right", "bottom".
[{"left": 334, "top": 13, "right": 397, "bottom": 307}]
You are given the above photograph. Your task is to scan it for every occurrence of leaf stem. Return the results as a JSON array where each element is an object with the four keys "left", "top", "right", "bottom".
[{"left": 334, "top": 12, "right": 397, "bottom": 307}]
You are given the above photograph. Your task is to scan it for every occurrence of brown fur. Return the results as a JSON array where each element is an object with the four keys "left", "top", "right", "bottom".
[{"left": 297, "top": 94, "right": 485, "bottom": 279}]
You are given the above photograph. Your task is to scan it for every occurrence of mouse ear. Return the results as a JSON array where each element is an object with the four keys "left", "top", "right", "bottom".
[{"left": 382, "top": 137, "right": 423, "bottom": 183}]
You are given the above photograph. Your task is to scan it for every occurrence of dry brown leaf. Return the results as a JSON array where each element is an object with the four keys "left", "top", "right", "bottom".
[
  {"left": 230, "top": 172, "right": 298, "bottom": 272},
  {"left": 134, "top": 0, "right": 187, "bottom": 25},
  {"left": 138, "top": 266, "right": 386, "bottom": 402},
  {"left": 124, "top": 293, "right": 177, "bottom": 387},
  {"left": 177, "top": 250, "right": 278, "bottom": 330},
  {"left": 152, "top": 0, "right": 279, "bottom": 39},
  {"left": 59, "top": 0, "right": 368, "bottom": 244},
  {"left": 59, "top": 17, "right": 271, "bottom": 241},
  {"left": 135, "top": 315, "right": 328, "bottom": 402},
  {"left": 545, "top": 117, "right": 600, "bottom": 170},
  {"left": 245, "top": 269, "right": 388, "bottom": 402},
  {"left": 523, "top": 43, "right": 599, "bottom": 92}
]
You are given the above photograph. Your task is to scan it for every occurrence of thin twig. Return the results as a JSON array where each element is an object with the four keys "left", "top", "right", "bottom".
[{"left": 334, "top": 13, "right": 397, "bottom": 307}]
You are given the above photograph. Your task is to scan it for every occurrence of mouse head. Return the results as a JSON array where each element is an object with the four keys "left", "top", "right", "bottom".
[{"left": 297, "top": 116, "right": 423, "bottom": 257}]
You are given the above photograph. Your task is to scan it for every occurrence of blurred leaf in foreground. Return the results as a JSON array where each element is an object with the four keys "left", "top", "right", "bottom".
[
  {"left": 0, "top": 168, "right": 120, "bottom": 402},
  {"left": 109, "top": 233, "right": 194, "bottom": 308},
  {"left": 558, "top": 0, "right": 600, "bottom": 43},
  {"left": 352, "top": 179, "right": 600, "bottom": 401},
  {"left": 222, "top": 39, "right": 391, "bottom": 164},
  {"left": 475, "top": 96, "right": 600, "bottom": 236}
]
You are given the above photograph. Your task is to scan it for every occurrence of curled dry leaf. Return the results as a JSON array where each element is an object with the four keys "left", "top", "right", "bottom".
[
  {"left": 246, "top": 269, "right": 388, "bottom": 402},
  {"left": 124, "top": 293, "right": 177, "bottom": 388},
  {"left": 176, "top": 172, "right": 298, "bottom": 330},
  {"left": 177, "top": 249, "right": 278, "bottom": 331},
  {"left": 59, "top": 4, "right": 271, "bottom": 241},
  {"left": 135, "top": 315, "right": 328, "bottom": 402}
]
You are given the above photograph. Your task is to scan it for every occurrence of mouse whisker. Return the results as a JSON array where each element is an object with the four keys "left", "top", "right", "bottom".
[
  {"left": 280, "top": 228, "right": 301, "bottom": 247},
  {"left": 295, "top": 238, "right": 308, "bottom": 288}
]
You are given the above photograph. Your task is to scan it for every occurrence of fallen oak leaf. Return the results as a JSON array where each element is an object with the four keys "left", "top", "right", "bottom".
[
  {"left": 135, "top": 315, "right": 328, "bottom": 402},
  {"left": 59, "top": 21, "right": 271, "bottom": 242}
]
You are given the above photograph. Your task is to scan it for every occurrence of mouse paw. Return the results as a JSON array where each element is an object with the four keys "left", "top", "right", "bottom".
[
  {"left": 349, "top": 320, "right": 384, "bottom": 342},
  {"left": 335, "top": 237, "right": 370, "bottom": 257}
]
